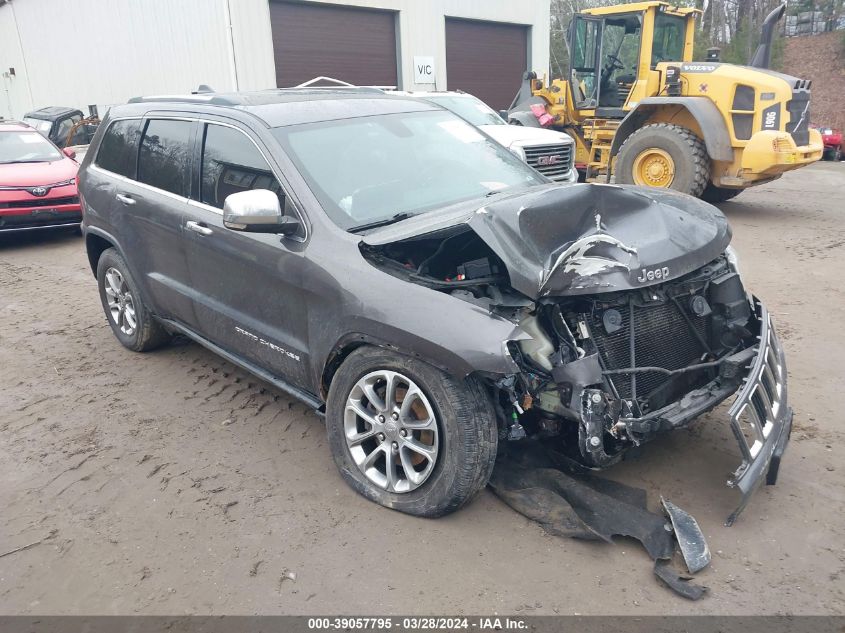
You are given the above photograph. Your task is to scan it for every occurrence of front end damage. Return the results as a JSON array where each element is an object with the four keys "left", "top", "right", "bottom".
[
  {"left": 361, "top": 183, "right": 791, "bottom": 524},
  {"left": 504, "top": 278, "right": 791, "bottom": 526}
]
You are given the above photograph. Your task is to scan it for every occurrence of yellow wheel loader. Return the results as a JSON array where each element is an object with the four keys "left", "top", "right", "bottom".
[{"left": 509, "top": 1, "right": 823, "bottom": 201}]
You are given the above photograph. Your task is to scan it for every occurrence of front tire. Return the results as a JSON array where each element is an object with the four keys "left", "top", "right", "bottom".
[
  {"left": 616, "top": 123, "right": 710, "bottom": 197},
  {"left": 96, "top": 248, "right": 170, "bottom": 352},
  {"left": 325, "top": 347, "right": 497, "bottom": 517}
]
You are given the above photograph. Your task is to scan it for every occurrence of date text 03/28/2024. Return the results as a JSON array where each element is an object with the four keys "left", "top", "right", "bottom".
[{"left": 307, "top": 617, "right": 528, "bottom": 630}]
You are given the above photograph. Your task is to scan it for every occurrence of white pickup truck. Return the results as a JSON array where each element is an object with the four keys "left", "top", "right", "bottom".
[{"left": 392, "top": 91, "right": 578, "bottom": 184}]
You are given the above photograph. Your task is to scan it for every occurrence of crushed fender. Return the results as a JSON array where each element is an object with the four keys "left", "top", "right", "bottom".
[{"left": 489, "top": 442, "right": 709, "bottom": 600}]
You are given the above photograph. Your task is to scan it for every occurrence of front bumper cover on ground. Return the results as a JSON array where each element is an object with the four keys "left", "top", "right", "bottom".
[{"left": 725, "top": 300, "right": 792, "bottom": 525}]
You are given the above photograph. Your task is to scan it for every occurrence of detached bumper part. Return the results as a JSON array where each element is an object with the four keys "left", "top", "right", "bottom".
[
  {"left": 662, "top": 497, "right": 710, "bottom": 574},
  {"left": 726, "top": 301, "right": 792, "bottom": 526}
]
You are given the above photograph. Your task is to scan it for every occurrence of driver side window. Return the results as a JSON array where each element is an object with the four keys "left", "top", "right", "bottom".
[{"left": 200, "top": 123, "right": 284, "bottom": 210}]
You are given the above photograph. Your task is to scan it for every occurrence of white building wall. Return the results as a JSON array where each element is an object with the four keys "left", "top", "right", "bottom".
[
  {"left": 0, "top": 1, "right": 33, "bottom": 119},
  {"left": 0, "top": 0, "right": 548, "bottom": 119},
  {"left": 228, "top": 0, "right": 277, "bottom": 92},
  {"left": 0, "top": 0, "right": 277, "bottom": 119}
]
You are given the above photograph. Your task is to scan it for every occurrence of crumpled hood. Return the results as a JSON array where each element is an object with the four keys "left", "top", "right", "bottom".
[{"left": 468, "top": 183, "right": 731, "bottom": 298}]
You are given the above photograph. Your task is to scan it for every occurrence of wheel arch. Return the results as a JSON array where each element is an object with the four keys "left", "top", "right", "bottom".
[
  {"left": 86, "top": 228, "right": 157, "bottom": 315},
  {"left": 319, "top": 334, "right": 464, "bottom": 401},
  {"left": 318, "top": 327, "right": 519, "bottom": 400},
  {"left": 610, "top": 98, "right": 734, "bottom": 163},
  {"left": 320, "top": 335, "right": 371, "bottom": 399},
  {"left": 85, "top": 228, "right": 119, "bottom": 277}
]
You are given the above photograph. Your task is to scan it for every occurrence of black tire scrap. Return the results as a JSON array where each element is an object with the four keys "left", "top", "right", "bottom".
[{"left": 488, "top": 442, "right": 709, "bottom": 600}]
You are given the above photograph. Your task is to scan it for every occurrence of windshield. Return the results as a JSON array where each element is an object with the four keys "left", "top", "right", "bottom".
[
  {"left": 0, "top": 131, "right": 63, "bottom": 164},
  {"left": 273, "top": 110, "right": 545, "bottom": 231},
  {"left": 424, "top": 95, "right": 505, "bottom": 127},
  {"left": 652, "top": 13, "right": 686, "bottom": 66},
  {"left": 22, "top": 118, "right": 53, "bottom": 134}
]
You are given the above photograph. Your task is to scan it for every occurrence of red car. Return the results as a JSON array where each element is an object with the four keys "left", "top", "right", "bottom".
[
  {"left": 813, "top": 125, "right": 843, "bottom": 161},
  {"left": 0, "top": 121, "right": 81, "bottom": 233}
]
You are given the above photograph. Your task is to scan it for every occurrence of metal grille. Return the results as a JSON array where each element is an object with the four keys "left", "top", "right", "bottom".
[
  {"left": 786, "top": 89, "right": 810, "bottom": 147},
  {"left": 524, "top": 143, "right": 573, "bottom": 180},
  {"left": 0, "top": 196, "right": 79, "bottom": 210},
  {"left": 588, "top": 301, "right": 710, "bottom": 401},
  {"left": 728, "top": 309, "right": 785, "bottom": 484}
]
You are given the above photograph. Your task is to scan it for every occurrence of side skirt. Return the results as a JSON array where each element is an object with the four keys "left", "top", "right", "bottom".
[{"left": 158, "top": 317, "right": 325, "bottom": 412}]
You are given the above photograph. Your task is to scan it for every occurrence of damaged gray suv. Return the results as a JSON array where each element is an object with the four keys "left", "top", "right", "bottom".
[{"left": 79, "top": 88, "right": 791, "bottom": 524}]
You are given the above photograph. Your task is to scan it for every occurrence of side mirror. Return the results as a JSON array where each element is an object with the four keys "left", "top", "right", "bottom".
[
  {"left": 223, "top": 189, "right": 301, "bottom": 236},
  {"left": 62, "top": 147, "right": 77, "bottom": 160}
]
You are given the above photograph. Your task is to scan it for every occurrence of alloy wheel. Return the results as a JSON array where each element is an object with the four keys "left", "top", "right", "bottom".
[
  {"left": 104, "top": 267, "right": 137, "bottom": 336},
  {"left": 344, "top": 370, "right": 440, "bottom": 493}
]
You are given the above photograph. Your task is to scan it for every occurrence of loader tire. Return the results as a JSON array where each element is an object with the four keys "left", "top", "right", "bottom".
[
  {"left": 616, "top": 123, "right": 710, "bottom": 198},
  {"left": 701, "top": 183, "right": 742, "bottom": 203}
]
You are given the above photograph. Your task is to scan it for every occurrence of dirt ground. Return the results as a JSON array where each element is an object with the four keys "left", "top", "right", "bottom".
[{"left": 1, "top": 162, "right": 844, "bottom": 616}]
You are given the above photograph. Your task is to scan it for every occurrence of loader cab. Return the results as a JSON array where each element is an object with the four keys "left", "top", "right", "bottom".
[{"left": 568, "top": 2, "right": 697, "bottom": 116}]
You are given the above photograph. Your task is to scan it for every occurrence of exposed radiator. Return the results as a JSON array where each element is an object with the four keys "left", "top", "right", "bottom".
[{"left": 587, "top": 300, "right": 711, "bottom": 402}]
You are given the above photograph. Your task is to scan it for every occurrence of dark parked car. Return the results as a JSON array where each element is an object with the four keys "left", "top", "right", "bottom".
[
  {"left": 78, "top": 89, "right": 791, "bottom": 524},
  {"left": 23, "top": 106, "right": 92, "bottom": 148}
]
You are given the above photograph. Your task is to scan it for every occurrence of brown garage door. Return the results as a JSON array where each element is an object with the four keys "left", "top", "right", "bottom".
[
  {"left": 270, "top": 1, "right": 398, "bottom": 88},
  {"left": 445, "top": 18, "right": 528, "bottom": 111}
]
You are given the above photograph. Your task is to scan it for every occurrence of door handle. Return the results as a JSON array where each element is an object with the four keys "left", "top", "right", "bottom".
[
  {"left": 115, "top": 193, "right": 135, "bottom": 205},
  {"left": 186, "top": 220, "right": 213, "bottom": 236}
]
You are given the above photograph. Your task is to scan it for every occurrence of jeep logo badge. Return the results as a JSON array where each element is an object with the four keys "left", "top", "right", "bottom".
[{"left": 637, "top": 266, "right": 670, "bottom": 283}]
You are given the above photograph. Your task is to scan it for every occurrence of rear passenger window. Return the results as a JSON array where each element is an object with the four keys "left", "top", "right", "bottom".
[
  {"left": 95, "top": 119, "right": 141, "bottom": 178},
  {"left": 137, "top": 119, "right": 193, "bottom": 197},
  {"left": 200, "top": 123, "right": 283, "bottom": 210}
]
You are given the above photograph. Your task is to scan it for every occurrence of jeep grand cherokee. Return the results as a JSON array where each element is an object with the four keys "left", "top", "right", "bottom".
[{"left": 78, "top": 88, "right": 792, "bottom": 524}]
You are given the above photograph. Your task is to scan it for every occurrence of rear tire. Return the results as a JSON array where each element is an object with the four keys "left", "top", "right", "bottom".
[
  {"left": 96, "top": 248, "right": 170, "bottom": 352},
  {"left": 701, "top": 183, "right": 742, "bottom": 203},
  {"left": 325, "top": 347, "right": 497, "bottom": 517},
  {"left": 616, "top": 123, "right": 710, "bottom": 197}
]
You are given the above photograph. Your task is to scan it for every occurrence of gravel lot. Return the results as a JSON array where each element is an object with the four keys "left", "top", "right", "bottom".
[{"left": 1, "top": 162, "right": 844, "bottom": 615}]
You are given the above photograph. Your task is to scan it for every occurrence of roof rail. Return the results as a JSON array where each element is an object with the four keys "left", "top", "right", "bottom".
[
  {"left": 127, "top": 94, "right": 241, "bottom": 106},
  {"left": 295, "top": 76, "right": 354, "bottom": 87},
  {"left": 293, "top": 76, "right": 394, "bottom": 92}
]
